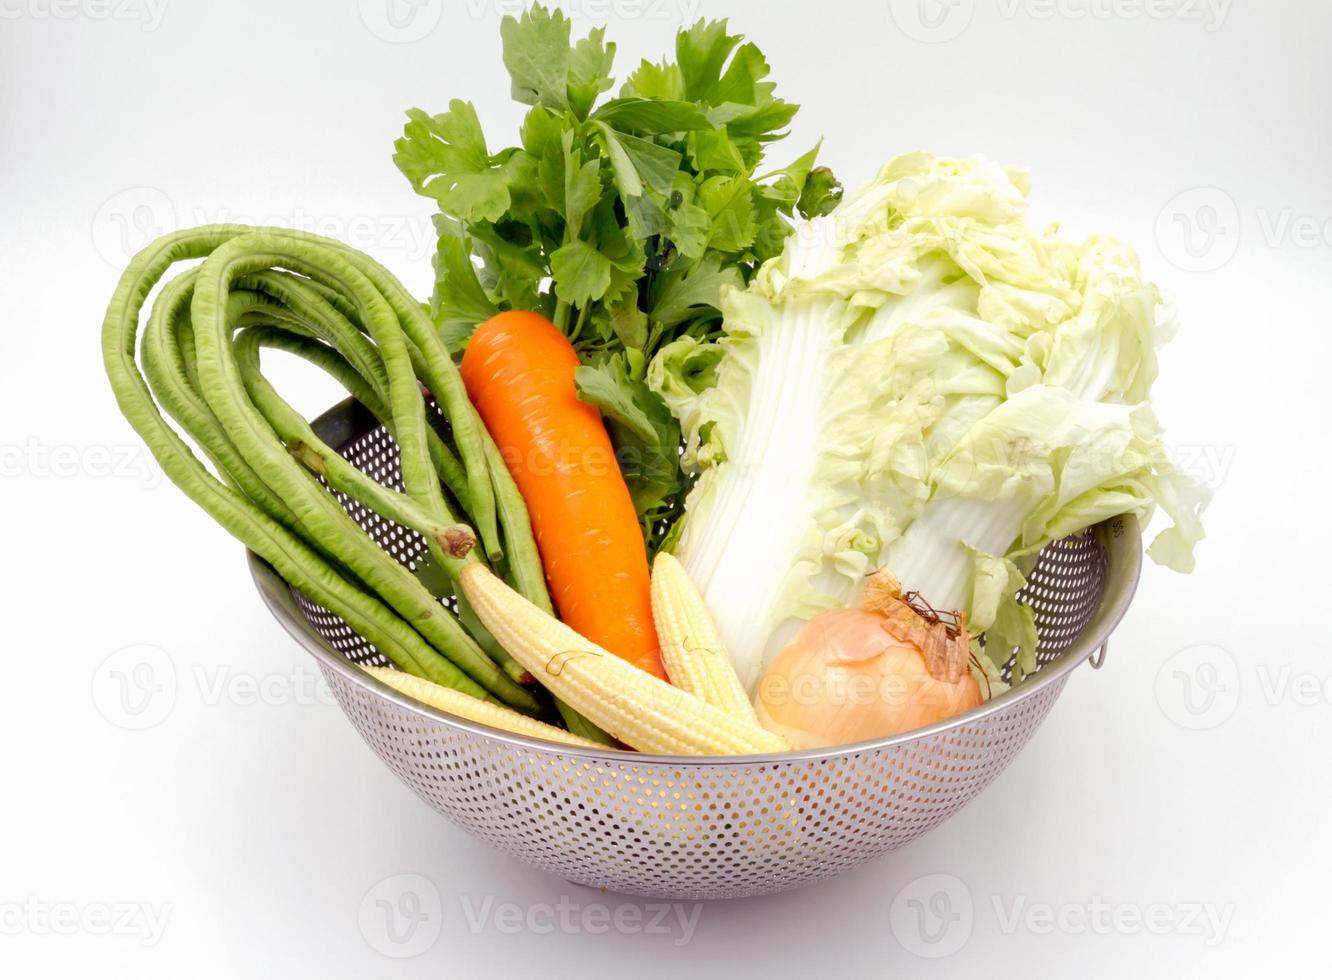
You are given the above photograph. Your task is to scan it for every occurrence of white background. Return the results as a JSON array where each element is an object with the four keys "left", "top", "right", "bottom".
[{"left": 3, "top": 0, "right": 1328, "bottom": 975}]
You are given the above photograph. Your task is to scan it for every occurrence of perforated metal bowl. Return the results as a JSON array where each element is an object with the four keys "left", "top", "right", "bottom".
[{"left": 248, "top": 398, "right": 1142, "bottom": 900}]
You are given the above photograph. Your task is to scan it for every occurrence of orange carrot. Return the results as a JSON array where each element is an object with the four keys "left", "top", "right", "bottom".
[{"left": 460, "top": 311, "right": 665, "bottom": 679}]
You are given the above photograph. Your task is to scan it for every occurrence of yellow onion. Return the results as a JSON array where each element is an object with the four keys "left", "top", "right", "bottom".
[{"left": 754, "top": 572, "right": 983, "bottom": 750}]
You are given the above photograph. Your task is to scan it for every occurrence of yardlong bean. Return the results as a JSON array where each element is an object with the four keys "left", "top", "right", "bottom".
[
  {"left": 103, "top": 226, "right": 556, "bottom": 712},
  {"left": 230, "top": 317, "right": 534, "bottom": 689},
  {"left": 230, "top": 272, "right": 477, "bottom": 510}
]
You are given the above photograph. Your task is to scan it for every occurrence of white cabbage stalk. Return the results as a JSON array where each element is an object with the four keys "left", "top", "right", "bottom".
[{"left": 650, "top": 153, "right": 1208, "bottom": 692}]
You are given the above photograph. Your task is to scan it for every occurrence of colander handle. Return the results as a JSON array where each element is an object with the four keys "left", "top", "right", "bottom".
[{"left": 1088, "top": 641, "right": 1109, "bottom": 670}]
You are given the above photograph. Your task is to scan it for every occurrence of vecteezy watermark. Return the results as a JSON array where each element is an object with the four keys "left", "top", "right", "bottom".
[
  {"left": 888, "top": 0, "right": 1229, "bottom": 43},
  {"left": 0, "top": 896, "right": 172, "bottom": 946},
  {"left": 356, "top": 0, "right": 442, "bottom": 42},
  {"left": 757, "top": 663, "right": 983, "bottom": 715},
  {"left": 92, "top": 648, "right": 335, "bottom": 731},
  {"left": 358, "top": 874, "right": 444, "bottom": 958},
  {"left": 1167, "top": 441, "right": 1236, "bottom": 491},
  {"left": 1155, "top": 187, "right": 1242, "bottom": 272},
  {"left": 1155, "top": 643, "right": 1241, "bottom": 730},
  {"left": 358, "top": 0, "right": 708, "bottom": 43},
  {"left": 991, "top": 895, "right": 1234, "bottom": 947},
  {"left": 357, "top": 874, "right": 703, "bottom": 956},
  {"left": 1255, "top": 665, "right": 1332, "bottom": 709},
  {"left": 459, "top": 894, "right": 703, "bottom": 945},
  {"left": 91, "top": 186, "right": 177, "bottom": 267},
  {"left": 0, "top": 439, "right": 163, "bottom": 489},
  {"left": 90, "top": 186, "right": 438, "bottom": 267},
  {"left": 0, "top": 0, "right": 168, "bottom": 30},
  {"left": 890, "top": 873, "right": 1234, "bottom": 956},
  {"left": 459, "top": 0, "right": 708, "bottom": 21},
  {"left": 1254, "top": 208, "right": 1332, "bottom": 250},
  {"left": 995, "top": 0, "right": 1230, "bottom": 29},
  {"left": 192, "top": 664, "right": 335, "bottom": 710},
  {"left": 197, "top": 206, "right": 436, "bottom": 264},
  {"left": 889, "top": 873, "right": 975, "bottom": 958},
  {"left": 886, "top": 0, "right": 976, "bottom": 44},
  {"left": 91, "top": 644, "right": 179, "bottom": 731},
  {"left": 1157, "top": 187, "right": 1332, "bottom": 272},
  {"left": 1157, "top": 644, "right": 1332, "bottom": 730}
]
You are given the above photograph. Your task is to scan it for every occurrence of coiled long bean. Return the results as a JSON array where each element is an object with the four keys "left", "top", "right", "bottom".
[{"left": 104, "top": 226, "right": 554, "bottom": 711}]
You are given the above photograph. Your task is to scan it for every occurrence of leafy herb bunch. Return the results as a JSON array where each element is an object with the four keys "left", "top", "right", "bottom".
[{"left": 394, "top": 4, "right": 841, "bottom": 552}]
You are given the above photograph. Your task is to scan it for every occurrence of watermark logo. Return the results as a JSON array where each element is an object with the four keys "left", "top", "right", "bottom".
[
  {"left": 1168, "top": 441, "right": 1236, "bottom": 491},
  {"left": 92, "top": 186, "right": 438, "bottom": 265},
  {"left": 992, "top": 895, "right": 1234, "bottom": 946},
  {"left": 1155, "top": 643, "right": 1240, "bottom": 730},
  {"left": 1156, "top": 647, "right": 1330, "bottom": 729},
  {"left": 887, "top": 0, "right": 975, "bottom": 43},
  {"left": 358, "top": 0, "right": 443, "bottom": 43},
  {"left": 461, "top": 0, "right": 707, "bottom": 22},
  {"left": 359, "top": 874, "right": 443, "bottom": 958},
  {"left": 889, "top": 873, "right": 974, "bottom": 958},
  {"left": 199, "top": 206, "right": 436, "bottom": 264},
  {"left": 193, "top": 664, "right": 334, "bottom": 709},
  {"left": 888, "top": 0, "right": 1230, "bottom": 42},
  {"left": 891, "top": 874, "right": 1235, "bottom": 952},
  {"left": 91, "top": 643, "right": 178, "bottom": 731},
  {"left": 994, "top": 0, "right": 1230, "bottom": 29},
  {"left": 459, "top": 894, "right": 702, "bottom": 943},
  {"left": 1155, "top": 186, "right": 1241, "bottom": 272},
  {"left": 91, "top": 655, "right": 334, "bottom": 730},
  {"left": 91, "top": 185, "right": 177, "bottom": 267},
  {"left": 361, "top": 0, "right": 707, "bottom": 40},
  {"left": 1158, "top": 188, "right": 1332, "bottom": 270}
]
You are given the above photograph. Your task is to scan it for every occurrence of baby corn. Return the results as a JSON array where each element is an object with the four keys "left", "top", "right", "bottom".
[
  {"left": 460, "top": 565, "right": 790, "bottom": 756},
  {"left": 362, "top": 666, "right": 602, "bottom": 748},
  {"left": 650, "top": 552, "right": 761, "bottom": 725}
]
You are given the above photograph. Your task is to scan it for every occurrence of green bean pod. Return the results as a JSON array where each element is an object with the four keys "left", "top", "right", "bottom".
[{"left": 104, "top": 225, "right": 548, "bottom": 712}]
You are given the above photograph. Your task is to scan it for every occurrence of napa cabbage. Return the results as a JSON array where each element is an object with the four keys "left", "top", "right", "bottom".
[{"left": 649, "top": 152, "right": 1207, "bottom": 691}]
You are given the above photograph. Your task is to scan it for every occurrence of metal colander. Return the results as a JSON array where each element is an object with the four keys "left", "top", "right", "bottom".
[{"left": 248, "top": 398, "right": 1142, "bottom": 900}]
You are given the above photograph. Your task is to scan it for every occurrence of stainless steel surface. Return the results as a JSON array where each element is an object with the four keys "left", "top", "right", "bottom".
[{"left": 248, "top": 397, "right": 1143, "bottom": 900}]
